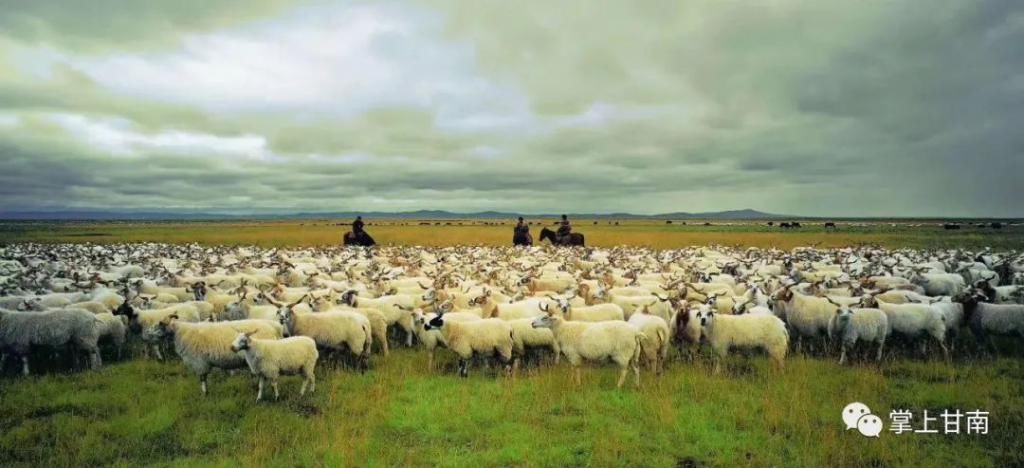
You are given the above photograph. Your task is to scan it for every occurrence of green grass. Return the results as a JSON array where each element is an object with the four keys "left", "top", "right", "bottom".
[{"left": 2, "top": 345, "right": 1022, "bottom": 467}]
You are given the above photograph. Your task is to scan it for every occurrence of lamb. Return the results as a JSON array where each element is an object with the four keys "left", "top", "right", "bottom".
[
  {"left": 531, "top": 309, "right": 644, "bottom": 388},
  {"left": 0, "top": 308, "right": 102, "bottom": 375},
  {"left": 825, "top": 299, "right": 888, "bottom": 365},
  {"left": 148, "top": 317, "right": 284, "bottom": 394},
  {"left": 277, "top": 306, "right": 373, "bottom": 370},
  {"left": 695, "top": 307, "right": 789, "bottom": 374},
  {"left": 628, "top": 306, "right": 670, "bottom": 375},
  {"left": 874, "top": 299, "right": 949, "bottom": 360},
  {"left": 423, "top": 313, "right": 515, "bottom": 378},
  {"left": 230, "top": 332, "right": 319, "bottom": 401}
]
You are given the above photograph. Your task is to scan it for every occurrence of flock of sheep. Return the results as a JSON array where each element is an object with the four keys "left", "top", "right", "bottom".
[{"left": 1, "top": 242, "right": 1023, "bottom": 400}]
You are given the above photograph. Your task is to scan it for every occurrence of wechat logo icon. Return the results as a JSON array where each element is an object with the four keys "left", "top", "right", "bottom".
[{"left": 843, "top": 402, "right": 882, "bottom": 438}]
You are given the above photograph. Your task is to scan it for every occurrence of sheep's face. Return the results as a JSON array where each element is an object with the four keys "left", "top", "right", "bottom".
[
  {"left": 230, "top": 333, "right": 252, "bottom": 352},
  {"left": 276, "top": 308, "right": 296, "bottom": 335},
  {"left": 424, "top": 314, "right": 445, "bottom": 330},
  {"left": 732, "top": 301, "right": 748, "bottom": 315},
  {"left": 696, "top": 308, "right": 715, "bottom": 328},
  {"left": 340, "top": 291, "right": 357, "bottom": 307},
  {"left": 114, "top": 300, "right": 136, "bottom": 319},
  {"left": 531, "top": 313, "right": 555, "bottom": 329},
  {"left": 149, "top": 315, "right": 178, "bottom": 340},
  {"left": 834, "top": 309, "right": 853, "bottom": 330}
]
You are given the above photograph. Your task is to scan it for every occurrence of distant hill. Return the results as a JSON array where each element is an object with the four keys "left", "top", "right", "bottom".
[{"left": 0, "top": 208, "right": 790, "bottom": 221}]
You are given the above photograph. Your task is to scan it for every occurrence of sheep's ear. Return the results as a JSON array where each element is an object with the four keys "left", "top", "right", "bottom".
[
  {"left": 168, "top": 314, "right": 179, "bottom": 321},
  {"left": 244, "top": 331, "right": 256, "bottom": 337}
]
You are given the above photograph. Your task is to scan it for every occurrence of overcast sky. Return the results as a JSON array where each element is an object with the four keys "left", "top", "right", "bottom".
[{"left": 1, "top": 0, "right": 1021, "bottom": 216}]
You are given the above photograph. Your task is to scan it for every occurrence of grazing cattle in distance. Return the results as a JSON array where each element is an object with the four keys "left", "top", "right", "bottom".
[
  {"left": 824, "top": 222, "right": 837, "bottom": 231},
  {"left": 943, "top": 223, "right": 961, "bottom": 230}
]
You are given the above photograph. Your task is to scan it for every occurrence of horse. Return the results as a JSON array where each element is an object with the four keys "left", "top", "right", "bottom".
[
  {"left": 343, "top": 231, "right": 376, "bottom": 247},
  {"left": 539, "top": 227, "right": 585, "bottom": 246},
  {"left": 513, "top": 231, "right": 533, "bottom": 246}
]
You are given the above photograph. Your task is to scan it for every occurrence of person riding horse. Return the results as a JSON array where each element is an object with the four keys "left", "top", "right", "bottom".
[
  {"left": 513, "top": 217, "right": 532, "bottom": 246},
  {"left": 343, "top": 216, "right": 376, "bottom": 246},
  {"left": 556, "top": 215, "right": 572, "bottom": 243},
  {"left": 537, "top": 214, "right": 585, "bottom": 246}
]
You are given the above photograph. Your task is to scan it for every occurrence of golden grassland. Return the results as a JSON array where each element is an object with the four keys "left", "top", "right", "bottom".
[{"left": 2, "top": 219, "right": 1022, "bottom": 250}]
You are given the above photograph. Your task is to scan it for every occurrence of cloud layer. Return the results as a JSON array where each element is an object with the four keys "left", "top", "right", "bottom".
[{"left": 1, "top": 0, "right": 1021, "bottom": 216}]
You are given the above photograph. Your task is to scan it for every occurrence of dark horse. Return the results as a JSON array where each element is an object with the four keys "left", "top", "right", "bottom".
[
  {"left": 343, "top": 231, "right": 376, "bottom": 247},
  {"left": 513, "top": 231, "right": 533, "bottom": 246},
  {"left": 539, "top": 227, "right": 585, "bottom": 246}
]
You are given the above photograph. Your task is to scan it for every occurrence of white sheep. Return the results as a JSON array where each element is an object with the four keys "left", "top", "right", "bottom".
[
  {"left": 776, "top": 286, "right": 836, "bottom": 353},
  {"left": 120, "top": 303, "right": 203, "bottom": 359},
  {"left": 825, "top": 299, "right": 888, "bottom": 365},
  {"left": 0, "top": 309, "right": 102, "bottom": 375},
  {"left": 479, "top": 293, "right": 550, "bottom": 321},
  {"left": 340, "top": 290, "right": 416, "bottom": 347},
  {"left": 960, "top": 293, "right": 1024, "bottom": 352},
  {"left": 628, "top": 306, "right": 670, "bottom": 375},
  {"left": 230, "top": 332, "right": 319, "bottom": 401},
  {"left": 910, "top": 271, "right": 966, "bottom": 297},
  {"left": 149, "top": 317, "right": 284, "bottom": 394},
  {"left": 531, "top": 310, "right": 644, "bottom": 388},
  {"left": 412, "top": 310, "right": 481, "bottom": 369},
  {"left": 695, "top": 306, "right": 788, "bottom": 374},
  {"left": 608, "top": 293, "right": 672, "bottom": 320},
  {"left": 875, "top": 299, "right": 949, "bottom": 360},
  {"left": 94, "top": 311, "right": 127, "bottom": 359},
  {"left": 507, "top": 316, "right": 560, "bottom": 365},
  {"left": 277, "top": 306, "right": 372, "bottom": 370},
  {"left": 423, "top": 313, "right": 515, "bottom": 378},
  {"left": 548, "top": 298, "right": 625, "bottom": 322}
]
